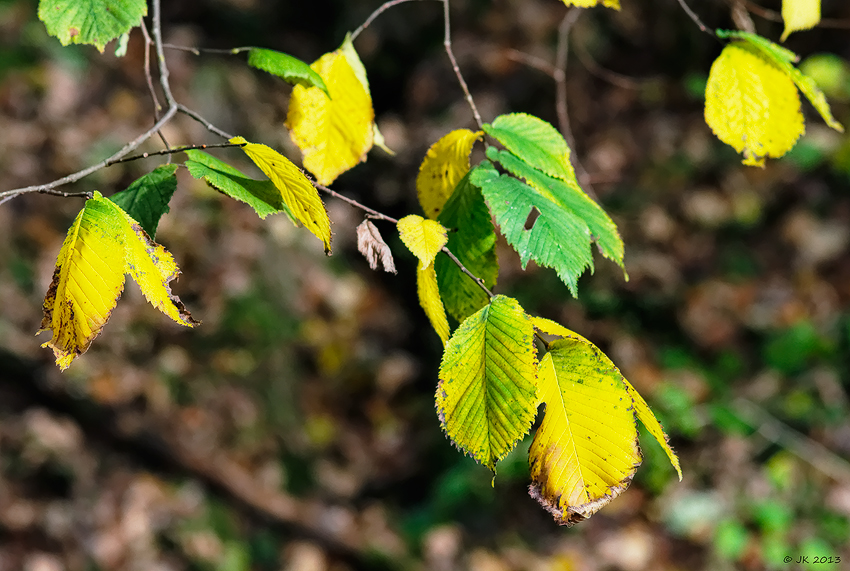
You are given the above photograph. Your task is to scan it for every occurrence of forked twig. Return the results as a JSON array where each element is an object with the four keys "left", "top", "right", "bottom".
[{"left": 443, "top": 0, "right": 484, "bottom": 130}]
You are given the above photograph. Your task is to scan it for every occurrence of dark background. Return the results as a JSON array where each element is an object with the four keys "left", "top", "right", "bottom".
[{"left": 1, "top": 0, "right": 850, "bottom": 569}]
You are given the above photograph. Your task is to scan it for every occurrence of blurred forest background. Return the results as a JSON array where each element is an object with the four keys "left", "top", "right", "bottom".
[{"left": 1, "top": 0, "right": 850, "bottom": 570}]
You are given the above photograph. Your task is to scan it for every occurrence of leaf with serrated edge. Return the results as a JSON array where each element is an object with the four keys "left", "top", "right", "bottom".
[
  {"left": 483, "top": 113, "right": 576, "bottom": 182},
  {"left": 38, "top": 0, "right": 147, "bottom": 52},
  {"left": 705, "top": 42, "right": 805, "bottom": 167},
  {"left": 437, "top": 295, "right": 538, "bottom": 471},
  {"left": 781, "top": 0, "right": 820, "bottom": 42},
  {"left": 230, "top": 137, "right": 332, "bottom": 253},
  {"left": 417, "top": 261, "right": 450, "bottom": 345},
  {"left": 718, "top": 30, "right": 844, "bottom": 133},
  {"left": 472, "top": 160, "right": 592, "bottom": 296},
  {"left": 529, "top": 344, "right": 640, "bottom": 526},
  {"left": 109, "top": 165, "right": 178, "bottom": 239},
  {"left": 532, "top": 315, "right": 682, "bottom": 482},
  {"left": 397, "top": 214, "right": 448, "bottom": 269},
  {"left": 561, "top": 0, "right": 620, "bottom": 8},
  {"left": 39, "top": 192, "right": 195, "bottom": 370},
  {"left": 248, "top": 48, "right": 330, "bottom": 98},
  {"left": 357, "top": 220, "right": 396, "bottom": 273},
  {"left": 435, "top": 169, "right": 498, "bottom": 322},
  {"left": 286, "top": 37, "right": 374, "bottom": 185},
  {"left": 416, "top": 129, "right": 482, "bottom": 219},
  {"left": 185, "top": 150, "right": 296, "bottom": 223}
]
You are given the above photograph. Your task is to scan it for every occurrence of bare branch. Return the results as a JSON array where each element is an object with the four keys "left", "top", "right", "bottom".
[
  {"left": 440, "top": 246, "right": 494, "bottom": 298},
  {"left": 106, "top": 142, "right": 247, "bottom": 166},
  {"left": 139, "top": 19, "right": 171, "bottom": 150},
  {"left": 443, "top": 0, "right": 484, "bottom": 130},
  {"left": 675, "top": 0, "right": 716, "bottom": 37},
  {"left": 177, "top": 104, "right": 235, "bottom": 140},
  {"left": 351, "top": 0, "right": 439, "bottom": 42},
  {"left": 152, "top": 0, "right": 176, "bottom": 107},
  {"left": 503, "top": 49, "right": 558, "bottom": 78}
]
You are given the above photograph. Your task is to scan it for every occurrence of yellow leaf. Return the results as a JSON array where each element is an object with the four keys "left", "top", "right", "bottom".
[
  {"left": 705, "top": 43, "right": 804, "bottom": 167},
  {"left": 416, "top": 129, "right": 482, "bottom": 219},
  {"left": 397, "top": 214, "right": 448, "bottom": 269},
  {"left": 417, "top": 261, "right": 450, "bottom": 345},
  {"left": 561, "top": 0, "right": 620, "bottom": 8},
  {"left": 39, "top": 193, "right": 196, "bottom": 370},
  {"left": 622, "top": 378, "right": 683, "bottom": 481},
  {"left": 231, "top": 136, "right": 332, "bottom": 253},
  {"left": 286, "top": 38, "right": 374, "bottom": 185},
  {"left": 781, "top": 0, "right": 820, "bottom": 42}
]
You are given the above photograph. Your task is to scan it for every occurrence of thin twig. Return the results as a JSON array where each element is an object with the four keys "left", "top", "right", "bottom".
[
  {"left": 177, "top": 104, "right": 235, "bottom": 140},
  {"left": 503, "top": 49, "right": 558, "bottom": 78},
  {"left": 162, "top": 43, "right": 250, "bottom": 56},
  {"left": 139, "top": 19, "right": 170, "bottom": 150},
  {"left": 440, "top": 246, "right": 494, "bottom": 298},
  {"left": 351, "top": 0, "right": 438, "bottom": 41},
  {"left": 0, "top": 106, "right": 178, "bottom": 203},
  {"left": 554, "top": 8, "right": 598, "bottom": 200},
  {"left": 152, "top": 0, "right": 176, "bottom": 107},
  {"left": 573, "top": 40, "right": 645, "bottom": 90},
  {"left": 106, "top": 143, "right": 246, "bottom": 166},
  {"left": 442, "top": 0, "right": 484, "bottom": 130},
  {"left": 313, "top": 183, "right": 398, "bottom": 224},
  {"left": 675, "top": 0, "right": 716, "bottom": 36}
]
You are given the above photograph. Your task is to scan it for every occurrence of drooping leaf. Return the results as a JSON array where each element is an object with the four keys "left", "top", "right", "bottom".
[
  {"left": 185, "top": 150, "right": 295, "bottom": 222},
  {"left": 38, "top": 0, "right": 147, "bottom": 52},
  {"left": 416, "top": 129, "right": 482, "bottom": 219},
  {"left": 704, "top": 42, "right": 805, "bottom": 167},
  {"left": 397, "top": 214, "right": 448, "bottom": 269},
  {"left": 560, "top": 0, "right": 620, "bottom": 8},
  {"left": 529, "top": 343, "right": 640, "bottom": 526},
  {"left": 247, "top": 48, "right": 330, "bottom": 98},
  {"left": 483, "top": 113, "right": 575, "bottom": 182},
  {"left": 356, "top": 219, "right": 396, "bottom": 273},
  {"left": 109, "top": 165, "right": 178, "bottom": 239},
  {"left": 417, "top": 261, "right": 450, "bottom": 345},
  {"left": 230, "top": 136, "right": 332, "bottom": 253},
  {"left": 435, "top": 169, "right": 497, "bottom": 322},
  {"left": 286, "top": 36, "right": 375, "bottom": 185},
  {"left": 436, "top": 295, "right": 538, "bottom": 471},
  {"left": 718, "top": 30, "right": 844, "bottom": 133},
  {"left": 39, "top": 192, "right": 196, "bottom": 370},
  {"left": 781, "top": 0, "right": 820, "bottom": 42}
]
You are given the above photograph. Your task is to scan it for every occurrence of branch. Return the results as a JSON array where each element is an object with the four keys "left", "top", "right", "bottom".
[
  {"left": 351, "top": 0, "right": 439, "bottom": 42},
  {"left": 440, "top": 246, "right": 494, "bottom": 298},
  {"left": 177, "top": 104, "right": 235, "bottom": 140},
  {"left": 442, "top": 0, "right": 484, "bottom": 130},
  {"left": 139, "top": 18, "right": 170, "bottom": 149},
  {"left": 105, "top": 142, "right": 246, "bottom": 166},
  {"left": 151, "top": 0, "right": 176, "bottom": 107},
  {"left": 675, "top": 0, "right": 716, "bottom": 37}
]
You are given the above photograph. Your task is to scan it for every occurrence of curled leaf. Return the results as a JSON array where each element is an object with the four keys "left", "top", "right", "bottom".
[{"left": 356, "top": 220, "right": 396, "bottom": 274}]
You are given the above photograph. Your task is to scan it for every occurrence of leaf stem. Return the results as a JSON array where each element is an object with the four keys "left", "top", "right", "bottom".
[
  {"left": 443, "top": 0, "right": 484, "bottom": 130},
  {"left": 177, "top": 104, "right": 235, "bottom": 140},
  {"left": 440, "top": 246, "right": 494, "bottom": 298},
  {"left": 106, "top": 143, "right": 247, "bottom": 166}
]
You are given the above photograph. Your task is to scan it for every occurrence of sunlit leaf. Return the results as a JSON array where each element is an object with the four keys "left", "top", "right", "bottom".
[
  {"left": 356, "top": 219, "right": 396, "bottom": 273},
  {"left": 718, "top": 30, "right": 844, "bottom": 133},
  {"left": 109, "top": 165, "right": 178, "bottom": 239},
  {"left": 560, "top": 0, "right": 620, "bottom": 8},
  {"left": 483, "top": 113, "right": 575, "bottom": 182},
  {"left": 781, "top": 0, "right": 820, "bottom": 42},
  {"left": 417, "top": 261, "right": 450, "bottom": 345},
  {"left": 185, "top": 150, "right": 295, "bottom": 222},
  {"left": 286, "top": 36, "right": 374, "bottom": 185},
  {"left": 437, "top": 295, "right": 538, "bottom": 471},
  {"left": 38, "top": 0, "right": 147, "bottom": 52},
  {"left": 397, "top": 214, "right": 448, "bottom": 269},
  {"left": 705, "top": 42, "right": 804, "bottom": 167},
  {"left": 435, "top": 169, "right": 497, "bottom": 322},
  {"left": 231, "top": 136, "right": 332, "bottom": 253},
  {"left": 39, "top": 192, "right": 196, "bottom": 370},
  {"left": 416, "top": 129, "right": 482, "bottom": 219},
  {"left": 247, "top": 48, "right": 330, "bottom": 98}
]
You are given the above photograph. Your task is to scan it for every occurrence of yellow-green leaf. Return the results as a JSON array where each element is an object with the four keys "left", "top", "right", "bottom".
[
  {"left": 705, "top": 42, "right": 804, "bottom": 167},
  {"left": 622, "top": 378, "right": 683, "bottom": 481},
  {"left": 437, "top": 295, "right": 538, "bottom": 471},
  {"left": 416, "top": 129, "right": 482, "bottom": 219},
  {"left": 397, "top": 214, "right": 448, "bottom": 269},
  {"left": 231, "top": 136, "right": 332, "bottom": 253},
  {"left": 286, "top": 38, "right": 374, "bottom": 185},
  {"left": 781, "top": 0, "right": 820, "bottom": 42},
  {"left": 561, "top": 0, "right": 620, "bottom": 8},
  {"left": 417, "top": 261, "right": 450, "bottom": 345},
  {"left": 529, "top": 343, "right": 640, "bottom": 526},
  {"left": 39, "top": 192, "right": 196, "bottom": 370}
]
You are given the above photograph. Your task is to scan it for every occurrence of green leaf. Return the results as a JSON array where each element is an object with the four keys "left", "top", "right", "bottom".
[
  {"left": 247, "top": 48, "right": 330, "bottom": 99},
  {"left": 472, "top": 154, "right": 623, "bottom": 296},
  {"left": 38, "top": 0, "right": 147, "bottom": 52},
  {"left": 436, "top": 295, "right": 538, "bottom": 471},
  {"left": 717, "top": 30, "right": 844, "bottom": 132},
  {"left": 435, "top": 169, "right": 498, "bottom": 322},
  {"left": 109, "top": 165, "right": 178, "bottom": 239},
  {"left": 185, "top": 150, "right": 296, "bottom": 222},
  {"left": 483, "top": 113, "right": 575, "bottom": 182}
]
